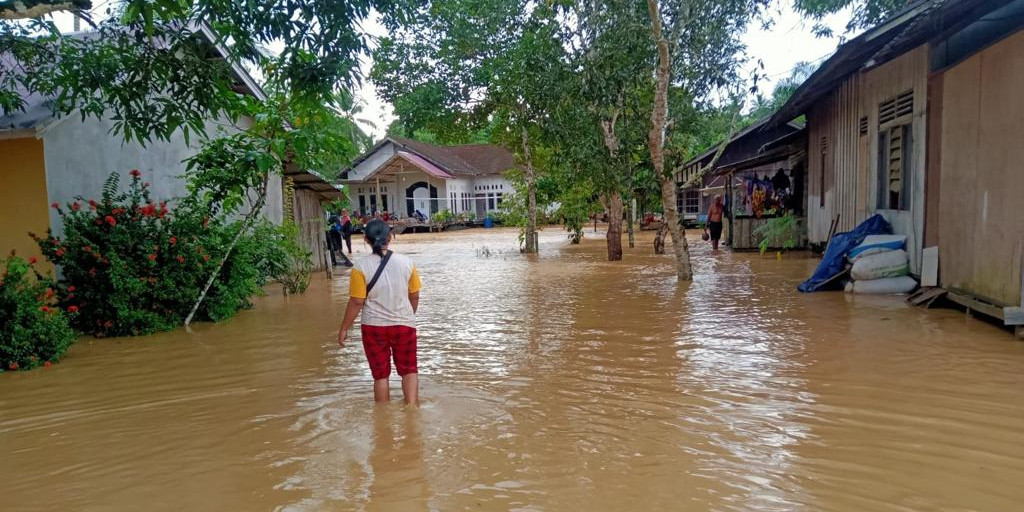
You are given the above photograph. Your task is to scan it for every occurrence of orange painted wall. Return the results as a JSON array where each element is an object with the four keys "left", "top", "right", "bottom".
[{"left": 0, "top": 138, "right": 51, "bottom": 264}]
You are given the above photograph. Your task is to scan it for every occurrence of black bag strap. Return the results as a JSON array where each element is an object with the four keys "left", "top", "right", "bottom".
[{"left": 365, "top": 250, "right": 393, "bottom": 295}]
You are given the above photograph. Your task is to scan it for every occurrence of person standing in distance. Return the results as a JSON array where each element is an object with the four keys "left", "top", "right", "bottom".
[
  {"left": 337, "top": 219, "right": 422, "bottom": 404},
  {"left": 706, "top": 195, "right": 725, "bottom": 251}
]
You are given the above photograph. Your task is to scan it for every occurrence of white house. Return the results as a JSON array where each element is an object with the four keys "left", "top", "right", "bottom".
[{"left": 338, "top": 137, "right": 518, "bottom": 219}]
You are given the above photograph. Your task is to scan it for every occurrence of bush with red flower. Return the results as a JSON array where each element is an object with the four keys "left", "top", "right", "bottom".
[
  {"left": 0, "top": 255, "right": 77, "bottom": 371},
  {"left": 33, "top": 171, "right": 278, "bottom": 337}
]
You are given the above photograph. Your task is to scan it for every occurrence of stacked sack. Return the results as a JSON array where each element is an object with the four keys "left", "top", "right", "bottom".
[{"left": 843, "top": 235, "right": 918, "bottom": 294}]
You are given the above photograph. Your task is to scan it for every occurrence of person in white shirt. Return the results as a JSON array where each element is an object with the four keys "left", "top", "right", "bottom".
[{"left": 337, "top": 219, "right": 422, "bottom": 404}]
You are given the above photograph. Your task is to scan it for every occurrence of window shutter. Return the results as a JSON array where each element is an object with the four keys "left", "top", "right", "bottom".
[{"left": 859, "top": 116, "right": 869, "bottom": 136}]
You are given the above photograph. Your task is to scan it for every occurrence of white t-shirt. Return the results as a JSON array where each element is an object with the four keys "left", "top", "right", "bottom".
[{"left": 349, "top": 251, "right": 421, "bottom": 327}]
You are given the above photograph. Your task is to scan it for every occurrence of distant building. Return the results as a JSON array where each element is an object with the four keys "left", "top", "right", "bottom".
[
  {"left": 676, "top": 117, "right": 806, "bottom": 250},
  {"left": 770, "top": 0, "right": 1024, "bottom": 334},
  {"left": 0, "top": 25, "right": 341, "bottom": 268},
  {"left": 338, "top": 137, "right": 517, "bottom": 219}
]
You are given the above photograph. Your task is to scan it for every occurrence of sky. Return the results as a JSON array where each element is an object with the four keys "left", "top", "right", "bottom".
[
  {"left": 49, "top": 1, "right": 853, "bottom": 141},
  {"left": 353, "top": 2, "right": 853, "bottom": 140}
]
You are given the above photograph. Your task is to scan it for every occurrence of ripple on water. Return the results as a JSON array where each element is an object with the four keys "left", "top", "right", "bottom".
[{"left": 2, "top": 229, "right": 1024, "bottom": 512}]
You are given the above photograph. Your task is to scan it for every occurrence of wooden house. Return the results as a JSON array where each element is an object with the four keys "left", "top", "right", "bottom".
[
  {"left": 676, "top": 117, "right": 806, "bottom": 250},
  {"left": 770, "top": 0, "right": 1024, "bottom": 334}
]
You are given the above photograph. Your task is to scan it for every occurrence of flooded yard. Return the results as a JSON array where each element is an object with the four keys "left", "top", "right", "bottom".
[{"left": 3, "top": 228, "right": 1024, "bottom": 511}]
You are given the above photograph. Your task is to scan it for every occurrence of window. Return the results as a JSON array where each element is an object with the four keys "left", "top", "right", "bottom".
[
  {"left": 488, "top": 194, "right": 496, "bottom": 210},
  {"left": 877, "top": 124, "right": 913, "bottom": 210},
  {"left": 876, "top": 90, "right": 914, "bottom": 211},
  {"left": 684, "top": 190, "right": 700, "bottom": 214}
]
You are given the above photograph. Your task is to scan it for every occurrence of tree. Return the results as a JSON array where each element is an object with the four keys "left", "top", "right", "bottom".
[
  {"left": 3, "top": 2, "right": 403, "bottom": 325},
  {"left": 1, "top": 1, "right": 410, "bottom": 144},
  {"left": 794, "top": 0, "right": 911, "bottom": 37},
  {"left": 646, "top": 0, "right": 768, "bottom": 280},
  {"left": 372, "top": 0, "right": 568, "bottom": 254}
]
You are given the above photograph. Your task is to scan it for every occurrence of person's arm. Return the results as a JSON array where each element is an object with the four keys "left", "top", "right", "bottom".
[
  {"left": 337, "top": 298, "right": 364, "bottom": 347},
  {"left": 338, "top": 268, "right": 368, "bottom": 347},
  {"left": 408, "top": 266, "right": 422, "bottom": 314}
]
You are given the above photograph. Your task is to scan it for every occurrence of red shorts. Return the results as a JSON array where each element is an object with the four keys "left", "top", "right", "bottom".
[{"left": 361, "top": 325, "right": 418, "bottom": 380}]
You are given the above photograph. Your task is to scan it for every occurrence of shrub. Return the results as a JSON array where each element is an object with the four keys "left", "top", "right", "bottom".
[
  {"left": 33, "top": 171, "right": 278, "bottom": 337},
  {"left": 0, "top": 255, "right": 76, "bottom": 370},
  {"left": 431, "top": 209, "right": 454, "bottom": 224},
  {"left": 754, "top": 213, "right": 805, "bottom": 255}
]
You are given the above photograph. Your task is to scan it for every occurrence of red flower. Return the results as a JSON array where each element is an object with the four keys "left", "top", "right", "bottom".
[
  {"left": 39, "top": 306, "right": 50, "bottom": 313},
  {"left": 112, "top": 208, "right": 124, "bottom": 215},
  {"left": 45, "top": 288, "right": 54, "bottom": 298},
  {"left": 67, "top": 286, "right": 76, "bottom": 292},
  {"left": 169, "top": 236, "right": 177, "bottom": 246},
  {"left": 130, "top": 169, "right": 141, "bottom": 178},
  {"left": 176, "top": 255, "right": 185, "bottom": 264},
  {"left": 148, "top": 253, "right": 157, "bottom": 261},
  {"left": 202, "top": 254, "right": 210, "bottom": 262},
  {"left": 140, "top": 204, "right": 155, "bottom": 217},
  {"left": 89, "top": 268, "right": 97, "bottom": 276},
  {"left": 55, "top": 248, "right": 65, "bottom": 257},
  {"left": 44, "top": 361, "right": 52, "bottom": 368},
  {"left": 28, "top": 256, "right": 37, "bottom": 264},
  {"left": 89, "top": 200, "right": 98, "bottom": 210},
  {"left": 71, "top": 202, "right": 81, "bottom": 211},
  {"left": 83, "top": 245, "right": 92, "bottom": 253},
  {"left": 51, "top": 238, "right": 60, "bottom": 245},
  {"left": 51, "top": 202, "right": 59, "bottom": 209},
  {"left": 103, "top": 320, "right": 113, "bottom": 328},
  {"left": 67, "top": 305, "right": 79, "bottom": 313},
  {"left": 143, "top": 181, "right": 151, "bottom": 187},
  {"left": 29, "top": 355, "right": 37, "bottom": 362},
  {"left": 8, "top": 362, "right": 18, "bottom": 371},
  {"left": 105, "top": 215, "right": 116, "bottom": 227}
]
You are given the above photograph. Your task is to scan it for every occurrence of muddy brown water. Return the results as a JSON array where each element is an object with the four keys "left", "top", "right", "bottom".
[{"left": 3, "top": 228, "right": 1024, "bottom": 512}]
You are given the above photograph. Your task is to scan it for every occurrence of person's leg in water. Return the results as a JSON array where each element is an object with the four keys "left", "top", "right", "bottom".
[
  {"left": 373, "top": 378, "right": 390, "bottom": 402},
  {"left": 394, "top": 326, "right": 419, "bottom": 405},
  {"left": 362, "top": 325, "right": 392, "bottom": 402},
  {"left": 402, "top": 373, "right": 418, "bottom": 405},
  {"left": 344, "top": 235, "right": 353, "bottom": 255}
]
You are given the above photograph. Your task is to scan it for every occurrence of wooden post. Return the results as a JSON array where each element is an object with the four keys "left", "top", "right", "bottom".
[{"left": 726, "top": 172, "right": 734, "bottom": 248}]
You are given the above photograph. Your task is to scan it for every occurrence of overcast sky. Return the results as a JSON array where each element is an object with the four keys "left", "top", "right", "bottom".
[
  {"left": 352, "top": 2, "right": 853, "bottom": 140},
  {"left": 52, "top": 1, "right": 853, "bottom": 141}
]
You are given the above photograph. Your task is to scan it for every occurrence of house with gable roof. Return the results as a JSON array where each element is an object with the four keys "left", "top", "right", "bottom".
[
  {"left": 338, "top": 137, "right": 518, "bottom": 219},
  {"left": 0, "top": 25, "right": 343, "bottom": 269}
]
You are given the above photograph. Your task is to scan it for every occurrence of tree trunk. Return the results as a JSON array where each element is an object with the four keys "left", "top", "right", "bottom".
[
  {"left": 627, "top": 197, "right": 635, "bottom": 248},
  {"left": 521, "top": 127, "right": 538, "bottom": 254},
  {"left": 606, "top": 191, "right": 624, "bottom": 261},
  {"left": 647, "top": 0, "right": 692, "bottom": 281},
  {"left": 654, "top": 221, "right": 668, "bottom": 255},
  {"left": 184, "top": 173, "right": 270, "bottom": 326},
  {"left": 659, "top": 175, "right": 691, "bottom": 277}
]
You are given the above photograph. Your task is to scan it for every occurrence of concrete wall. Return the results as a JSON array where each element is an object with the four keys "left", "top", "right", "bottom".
[
  {"left": 41, "top": 115, "right": 282, "bottom": 237},
  {"left": 0, "top": 138, "right": 51, "bottom": 263},
  {"left": 348, "top": 142, "right": 395, "bottom": 181}
]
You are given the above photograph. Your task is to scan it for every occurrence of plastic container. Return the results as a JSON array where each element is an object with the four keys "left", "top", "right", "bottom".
[{"left": 483, "top": 217, "right": 494, "bottom": 228}]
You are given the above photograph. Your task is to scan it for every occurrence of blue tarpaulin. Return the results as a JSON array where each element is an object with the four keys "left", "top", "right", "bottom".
[{"left": 797, "top": 214, "right": 893, "bottom": 293}]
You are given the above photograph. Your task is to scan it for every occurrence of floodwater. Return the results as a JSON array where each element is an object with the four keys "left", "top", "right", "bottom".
[{"left": 3, "top": 228, "right": 1024, "bottom": 512}]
